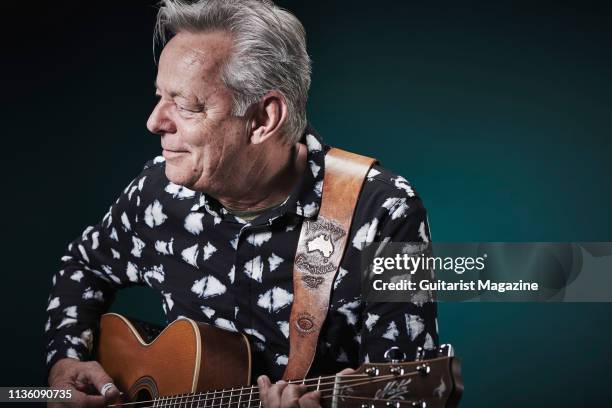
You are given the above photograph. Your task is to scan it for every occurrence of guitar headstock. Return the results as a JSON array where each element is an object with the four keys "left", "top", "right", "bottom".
[{"left": 324, "top": 345, "right": 463, "bottom": 408}]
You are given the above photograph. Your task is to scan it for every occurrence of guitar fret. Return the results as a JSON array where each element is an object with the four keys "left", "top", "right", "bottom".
[
  {"left": 331, "top": 374, "right": 340, "bottom": 408},
  {"left": 228, "top": 387, "right": 234, "bottom": 408},
  {"left": 195, "top": 391, "right": 203, "bottom": 408},
  {"left": 248, "top": 384, "right": 253, "bottom": 408},
  {"left": 237, "top": 386, "right": 242, "bottom": 408},
  {"left": 218, "top": 389, "right": 224, "bottom": 408},
  {"left": 202, "top": 390, "right": 210, "bottom": 408},
  {"left": 316, "top": 376, "right": 321, "bottom": 391},
  {"left": 209, "top": 389, "right": 215, "bottom": 408}
]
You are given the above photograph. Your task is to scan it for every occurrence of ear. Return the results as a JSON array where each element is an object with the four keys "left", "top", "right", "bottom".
[{"left": 248, "top": 91, "right": 288, "bottom": 145}]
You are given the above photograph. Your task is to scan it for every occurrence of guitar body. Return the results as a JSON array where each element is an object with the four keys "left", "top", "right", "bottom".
[
  {"left": 97, "top": 313, "right": 463, "bottom": 407},
  {"left": 97, "top": 313, "right": 251, "bottom": 402}
]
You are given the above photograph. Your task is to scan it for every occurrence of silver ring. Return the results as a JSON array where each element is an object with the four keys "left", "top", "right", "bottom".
[{"left": 100, "top": 382, "right": 115, "bottom": 396}]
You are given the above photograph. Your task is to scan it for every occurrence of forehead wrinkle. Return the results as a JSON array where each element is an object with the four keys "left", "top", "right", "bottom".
[
  {"left": 156, "top": 31, "right": 233, "bottom": 102},
  {"left": 156, "top": 49, "right": 206, "bottom": 100}
]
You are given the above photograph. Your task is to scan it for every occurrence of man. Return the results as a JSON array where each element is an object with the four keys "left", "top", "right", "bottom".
[{"left": 45, "top": 1, "right": 438, "bottom": 407}]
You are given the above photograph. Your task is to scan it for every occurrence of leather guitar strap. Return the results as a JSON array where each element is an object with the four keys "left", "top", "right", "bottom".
[{"left": 283, "top": 147, "right": 376, "bottom": 380}]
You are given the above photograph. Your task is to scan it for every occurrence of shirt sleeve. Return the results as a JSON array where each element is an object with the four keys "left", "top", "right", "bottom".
[
  {"left": 358, "top": 196, "right": 439, "bottom": 364},
  {"left": 44, "top": 168, "right": 151, "bottom": 379}
]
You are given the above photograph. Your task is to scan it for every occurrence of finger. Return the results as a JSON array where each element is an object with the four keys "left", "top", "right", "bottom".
[
  {"left": 257, "top": 375, "right": 272, "bottom": 405},
  {"left": 299, "top": 390, "right": 322, "bottom": 408},
  {"left": 266, "top": 380, "right": 288, "bottom": 408},
  {"left": 280, "top": 384, "right": 307, "bottom": 408},
  {"left": 79, "top": 361, "right": 121, "bottom": 402},
  {"left": 82, "top": 394, "right": 107, "bottom": 408},
  {"left": 337, "top": 367, "right": 356, "bottom": 375}
]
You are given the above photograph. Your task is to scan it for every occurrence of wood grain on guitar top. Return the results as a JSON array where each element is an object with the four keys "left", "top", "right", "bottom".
[{"left": 97, "top": 313, "right": 251, "bottom": 401}]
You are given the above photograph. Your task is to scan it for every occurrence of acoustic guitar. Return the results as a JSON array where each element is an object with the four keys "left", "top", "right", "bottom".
[{"left": 97, "top": 313, "right": 463, "bottom": 407}]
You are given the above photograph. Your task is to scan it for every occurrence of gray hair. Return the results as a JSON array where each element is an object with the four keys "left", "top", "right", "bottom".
[{"left": 153, "top": 0, "right": 311, "bottom": 144}]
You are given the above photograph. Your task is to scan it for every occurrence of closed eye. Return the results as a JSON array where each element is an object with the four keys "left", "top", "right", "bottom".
[{"left": 177, "top": 105, "right": 203, "bottom": 113}]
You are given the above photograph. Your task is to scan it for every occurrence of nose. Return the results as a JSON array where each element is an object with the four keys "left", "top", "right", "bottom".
[{"left": 147, "top": 99, "right": 177, "bottom": 135}]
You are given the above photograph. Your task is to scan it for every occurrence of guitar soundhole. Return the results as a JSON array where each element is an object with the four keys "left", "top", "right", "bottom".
[
  {"left": 130, "top": 376, "right": 158, "bottom": 402},
  {"left": 135, "top": 388, "right": 152, "bottom": 402}
]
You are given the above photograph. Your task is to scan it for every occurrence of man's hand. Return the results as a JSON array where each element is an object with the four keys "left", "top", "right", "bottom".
[
  {"left": 48, "top": 358, "right": 121, "bottom": 408},
  {"left": 257, "top": 368, "right": 355, "bottom": 408}
]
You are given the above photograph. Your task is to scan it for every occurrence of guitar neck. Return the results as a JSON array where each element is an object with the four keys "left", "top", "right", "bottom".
[
  {"left": 150, "top": 375, "right": 333, "bottom": 408},
  {"left": 116, "top": 357, "right": 461, "bottom": 408}
]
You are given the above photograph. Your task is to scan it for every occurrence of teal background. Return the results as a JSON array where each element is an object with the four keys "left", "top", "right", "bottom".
[{"left": 1, "top": 1, "right": 610, "bottom": 406}]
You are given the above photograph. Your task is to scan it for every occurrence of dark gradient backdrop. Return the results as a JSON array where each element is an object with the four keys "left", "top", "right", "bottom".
[{"left": 1, "top": 1, "right": 611, "bottom": 407}]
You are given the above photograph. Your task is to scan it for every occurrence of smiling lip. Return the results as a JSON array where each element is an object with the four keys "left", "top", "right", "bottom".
[{"left": 162, "top": 149, "right": 187, "bottom": 159}]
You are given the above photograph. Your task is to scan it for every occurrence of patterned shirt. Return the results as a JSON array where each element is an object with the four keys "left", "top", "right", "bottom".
[{"left": 44, "top": 127, "right": 439, "bottom": 382}]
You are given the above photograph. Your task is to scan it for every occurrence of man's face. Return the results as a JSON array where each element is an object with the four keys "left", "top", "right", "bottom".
[{"left": 147, "top": 30, "right": 247, "bottom": 192}]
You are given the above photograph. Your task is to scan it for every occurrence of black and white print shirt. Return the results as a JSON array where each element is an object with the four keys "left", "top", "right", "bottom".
[{"left": 45, "top": 127, "right": 439, "bottom": 382}]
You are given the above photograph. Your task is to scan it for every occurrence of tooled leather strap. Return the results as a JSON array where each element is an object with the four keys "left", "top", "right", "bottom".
[{"left": 283, "top": 147, "right": 376, "bottom": 380}]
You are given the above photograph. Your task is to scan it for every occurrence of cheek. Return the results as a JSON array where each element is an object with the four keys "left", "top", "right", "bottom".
[
  {"left": 175, "top": 122, "right": 222, "bottom": 169},
  {"left": 172, "top": 114, "right": 246, "bottom": 182},
  {"left": 179, "top": 112, "right": 229, "bottom": 147}
]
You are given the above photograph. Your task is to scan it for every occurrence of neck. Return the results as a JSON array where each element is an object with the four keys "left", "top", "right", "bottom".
[
  {"left": 144, "top": 374, "right": 341, "bottom": 408},
  {"left": 215, "top": 142, "right": 307, "bottom": 212}
]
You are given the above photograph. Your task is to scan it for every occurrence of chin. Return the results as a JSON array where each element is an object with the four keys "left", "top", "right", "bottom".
[{"left": 164, "top": 163, "right": 197, "bottom": 189}]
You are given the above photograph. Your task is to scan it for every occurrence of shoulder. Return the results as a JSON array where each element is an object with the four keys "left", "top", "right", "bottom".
[
  {"left": 134, "top": 156, "right": 169, "bottom": 192},
  {"left": 356, "top": 163, "right": 427, "bottom": 219},
  {"left": 134, "top": 156, "right": 199, "bottom": 209},
  {"left": 112, "top": 156, "right": 170, "bottom": 213},
  {"left": 347, "top": 163, "right": 430, "bottom": 247}
]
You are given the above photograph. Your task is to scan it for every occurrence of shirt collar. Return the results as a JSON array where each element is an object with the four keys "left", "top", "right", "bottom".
[{"left": 190, "top": 124, "right": 328, "bottom": 224}]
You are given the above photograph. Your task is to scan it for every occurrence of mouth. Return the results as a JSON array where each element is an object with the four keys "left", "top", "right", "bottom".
[{"left": 162, "top": 149, "right": 188, "bottom": 160}]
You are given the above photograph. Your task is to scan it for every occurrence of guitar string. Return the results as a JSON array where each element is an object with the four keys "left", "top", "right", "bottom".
[
  {"left": 320, "top": 394, "right": 425, "bottom": 405},
  {"left": 150, "top": 393, "right": 422, "bottom": 408},
  {"left": 108, "top": 370, "right": 421, "bottom": 408},
  {"left": 152, "top": 376, "right": 379, "bottom": 408},
  {"left": 150, "top": 371, "right": 421, "bottom": 408},
  {"left": 107, "top": 374, "right": 380, "bottom": 408},
  {"left": 114, "top": 372, "right": 416, "bottom": 408},
  {"left": 107, "top": 373, "right": 367, "bottom": 407}
]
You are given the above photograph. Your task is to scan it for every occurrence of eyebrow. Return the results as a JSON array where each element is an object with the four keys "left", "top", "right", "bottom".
[{"left": 154, "top": 80, "right": 189, "bottom": 99}]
